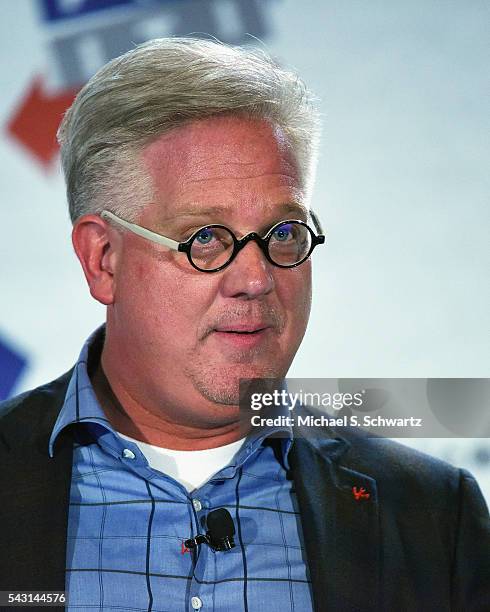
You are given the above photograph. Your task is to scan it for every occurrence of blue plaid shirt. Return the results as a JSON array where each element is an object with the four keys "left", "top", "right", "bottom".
[{"left": 49, "top": 329, "right": 313, "bottom": 611}]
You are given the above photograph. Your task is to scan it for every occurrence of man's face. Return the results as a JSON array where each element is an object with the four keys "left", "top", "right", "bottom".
[{"left": 108, "top": 116, "right": 312, "bottom": 428}]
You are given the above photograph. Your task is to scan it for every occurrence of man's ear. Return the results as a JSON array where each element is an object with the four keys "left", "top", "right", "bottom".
[{"left": 72, "top": 214, "right": 121, "bottom": 305}]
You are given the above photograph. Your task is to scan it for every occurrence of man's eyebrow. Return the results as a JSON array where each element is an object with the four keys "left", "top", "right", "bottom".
[
  {"left": 171, "top": 205, "right": 230, "bottom": 219},
  {"left": 281, "top": 202, "right": 309, "bottom": 217}
]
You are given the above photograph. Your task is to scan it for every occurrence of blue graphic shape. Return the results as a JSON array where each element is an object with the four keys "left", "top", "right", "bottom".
[
  {"left": 0, "top": 335, "right": 28, "bottom": 401},
  {"left": 40, "top": 0, "right": 178, "bottom": 22}
]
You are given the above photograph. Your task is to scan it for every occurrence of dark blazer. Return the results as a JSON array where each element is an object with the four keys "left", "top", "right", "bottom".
[{"left": 1, "top": 372, "right": 489, "bottom": 612}]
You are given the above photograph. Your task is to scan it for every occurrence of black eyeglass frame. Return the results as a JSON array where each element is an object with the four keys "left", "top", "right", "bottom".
[{"left": 177, "top": 213, "right": 325, "bottom": 272}]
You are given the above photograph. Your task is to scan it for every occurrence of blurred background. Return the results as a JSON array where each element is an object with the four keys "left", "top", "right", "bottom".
[{"left": 0, "top": 1, "right": 488, "bottom": 499}]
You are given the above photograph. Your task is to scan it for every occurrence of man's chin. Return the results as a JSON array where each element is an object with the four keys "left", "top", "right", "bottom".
[{"left": 189, "top": 362, "right": 283, "bottom": 406}]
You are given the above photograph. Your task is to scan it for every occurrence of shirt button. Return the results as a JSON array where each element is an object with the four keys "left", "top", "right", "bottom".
[
  {"left": 122, "top": 448, "right": 136, "bottom": 459},
  {"left": 192, "top": 498, "right": 203, "bottom": 512},
  {"left": 191, "top": 596, "right": 202, "bottom": 610}
]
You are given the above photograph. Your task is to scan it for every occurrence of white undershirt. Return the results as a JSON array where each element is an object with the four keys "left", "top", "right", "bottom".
[{"left": 118, "top": 432, "right": 246, "bottom": 492}]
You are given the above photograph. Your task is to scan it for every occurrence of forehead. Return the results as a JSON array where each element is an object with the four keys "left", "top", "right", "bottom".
[{"left": 139, "top": 116, "right": 303, "bottom": 223}]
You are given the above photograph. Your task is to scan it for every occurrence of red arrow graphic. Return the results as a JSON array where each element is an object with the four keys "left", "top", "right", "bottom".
[{"left": 6, "top": 75, "right": 79, "bottom": 168}]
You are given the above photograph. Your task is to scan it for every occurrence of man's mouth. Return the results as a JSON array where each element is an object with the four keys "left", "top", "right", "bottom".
[
  {"left": 211, "top": 325, "right": 270, "bottom": 347},
  {"left": 215, "top": 325, "right": 268, "bottom": 334}
]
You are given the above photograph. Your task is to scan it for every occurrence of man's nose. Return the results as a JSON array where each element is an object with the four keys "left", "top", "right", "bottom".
[{"left": 220, "top": 240, "right": 275, "bottom": 299}]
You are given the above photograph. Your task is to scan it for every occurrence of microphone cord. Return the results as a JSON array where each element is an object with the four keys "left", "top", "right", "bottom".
[{"left": 235, "top": 466, "right": 248, "bottom": 612}]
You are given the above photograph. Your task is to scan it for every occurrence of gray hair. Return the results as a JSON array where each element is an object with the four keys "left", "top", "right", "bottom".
[{"left": 57, "top": 37, "right": 321, "bottom": 223}]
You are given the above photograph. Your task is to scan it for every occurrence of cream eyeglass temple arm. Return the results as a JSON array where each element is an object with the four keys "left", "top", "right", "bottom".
[{"left": 100, "top": 210, "right": 181, "bottom": 250}]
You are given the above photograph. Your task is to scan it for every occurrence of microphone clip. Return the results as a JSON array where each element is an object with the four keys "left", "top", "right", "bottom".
[{"left": 185, "top": 508, "right": 236, "bottom": 552}]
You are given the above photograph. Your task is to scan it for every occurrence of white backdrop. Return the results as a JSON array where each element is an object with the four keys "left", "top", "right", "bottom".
[{"left": 1, "top": 0, "right": 488, "bottom": 499}]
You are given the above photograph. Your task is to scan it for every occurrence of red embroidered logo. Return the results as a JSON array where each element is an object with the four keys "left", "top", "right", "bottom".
[
  {"left": 352, "top": 486, "right": 370, "bottom": 501},
  {"left": 181, "top": 541, "right": 191, "bottom": 554}
]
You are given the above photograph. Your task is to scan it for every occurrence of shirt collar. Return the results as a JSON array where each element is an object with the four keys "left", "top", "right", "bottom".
[
  {"left": 49, "top": 325, "right": 293, "bottom": 467},
  {"left": 48, "top": 325, "right": 111, "bottom": 457}
]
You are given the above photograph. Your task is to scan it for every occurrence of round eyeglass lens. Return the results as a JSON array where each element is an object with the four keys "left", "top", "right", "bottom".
[
  {"left": 268, "top": 221, "right": 312, "bottom": 265},
  {"left": 189, "top": 226, "right": 235, "bottom": 270}
]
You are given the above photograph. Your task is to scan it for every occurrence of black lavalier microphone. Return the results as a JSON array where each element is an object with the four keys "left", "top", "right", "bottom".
[{"left": 185, "top": 508, "right": 236, "bottom": 552}]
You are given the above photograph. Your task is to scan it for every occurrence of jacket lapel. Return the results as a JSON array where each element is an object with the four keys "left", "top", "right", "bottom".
[
  {"left": 0, "top": 373, "right": 73, "bottom": 592},
  {"left": 290, "top": 432, "right": 380, "bottom": 612}
]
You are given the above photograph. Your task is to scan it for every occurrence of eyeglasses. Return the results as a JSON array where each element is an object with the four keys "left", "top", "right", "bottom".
[{"left": 100, "top": 209, "right": 325, "bottom": 273}]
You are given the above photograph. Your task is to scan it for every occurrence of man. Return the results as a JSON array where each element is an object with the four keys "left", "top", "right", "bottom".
[{"left": 0, "top": 38, "right": 488, "bottom": 612}]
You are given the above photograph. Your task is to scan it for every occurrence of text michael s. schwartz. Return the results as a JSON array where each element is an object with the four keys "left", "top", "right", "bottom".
[{"left": 250, "top": 414, "right": 423, "bottom": 428}]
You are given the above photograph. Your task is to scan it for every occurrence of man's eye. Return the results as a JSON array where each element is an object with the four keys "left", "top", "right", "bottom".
[
  {"left": 195, "top": 229, "right": 215, "bottom": 245},
  {"left": 272, "top": 224, "right": 293, "bottom": 241}
]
